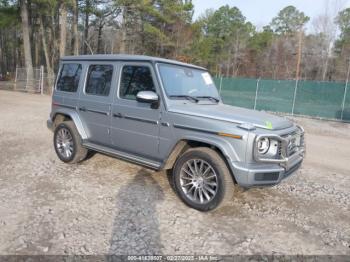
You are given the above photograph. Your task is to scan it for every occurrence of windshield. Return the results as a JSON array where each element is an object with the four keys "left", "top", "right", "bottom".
[{"left": 158, "top": 63, "right": 220, "bottom": 101}]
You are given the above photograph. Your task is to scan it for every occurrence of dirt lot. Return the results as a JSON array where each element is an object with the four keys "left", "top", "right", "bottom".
[{"left": 0, "top": 90, "right": 349, "bottom": 255}]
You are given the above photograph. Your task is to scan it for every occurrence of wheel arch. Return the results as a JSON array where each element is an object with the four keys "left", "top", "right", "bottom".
[
  {"left": 52, "top": 110, "right": 88, "bottom": 140},
  {"left": 163, "top": 137, "right": 238, "bottom": 184}
]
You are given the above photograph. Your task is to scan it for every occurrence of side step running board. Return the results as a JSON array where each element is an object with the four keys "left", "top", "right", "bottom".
[{"left": 83, "top": 142, "right": 162, "bottom": 170}]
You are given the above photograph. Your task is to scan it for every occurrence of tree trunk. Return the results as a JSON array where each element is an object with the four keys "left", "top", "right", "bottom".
[
  {"left": 226, "top": 50, "right": 231, "bottom": 77},
  {"left": 97, "top": 22, "right": 103, "bottom": 54},
  {"left": 49, "top": 10, "right": 60, "bottom": 72},
  {"left": 72, "top": 0, "right": 79, "bottom": 55},
  {"left": 0, "top": 29, "right": 4, "bottom": 74},
  {"left": 322, "top": 48, "right": 330, "bottom": 81},
  {"left": 16, "top": 27, "right": 22, "bottom": 68},
  {"left": 48, "top": 22, "right": 55, "bottom": 71},
  {"left": 34, "top": 31, "right": 40, "bottom": 67},
  {"left": 232, "top": 30, "right": 241, "bottom": 77},
  {"left": 295, "top": 30, "right": 303, "bottom": 81},
  {"left": 39, "top": 16, "right": 53, "bottom": 76},
  {"left": 120, "top": 25, "right": 126, "bottom": 53},
  {"left": 19, "top": 0, "right": 34, "bottom": 90},
  {"left": 39, "top": 15, "right": 54, "bottom": 92},
  {"left": 120, "top": 6, "right": 127, "bottom": 54},
  {"left": 83, "top": 0, "right": 90, "bottom": 54},
  {"left": 59, "top": 1, "right": 67, "bottom": 57},
  {"left": 27, "top": 0, "right": 34, "bottom": 67}
]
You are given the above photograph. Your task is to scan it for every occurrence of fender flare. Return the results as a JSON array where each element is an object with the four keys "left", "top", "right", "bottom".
[
  {"left": 163, "top": 134, "right": 240, "bottom": 182},
  {"left": 52, "top": 109, "right": 88, "bottom": 140}
]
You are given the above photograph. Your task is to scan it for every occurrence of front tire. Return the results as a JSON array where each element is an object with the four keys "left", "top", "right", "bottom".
[
  {"left": 172, "top": 147, "right": 234, "bottom": 212},
  {"left": 53, "top": 121, "right": 88, "bottom": 164}
]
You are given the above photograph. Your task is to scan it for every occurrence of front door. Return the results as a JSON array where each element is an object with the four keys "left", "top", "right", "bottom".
[
  {"left": 78, "top": 62, "right": 117, "bottom": 146},
  {"left": 111, "top": 63, "right": 162, "bottom": 161}
]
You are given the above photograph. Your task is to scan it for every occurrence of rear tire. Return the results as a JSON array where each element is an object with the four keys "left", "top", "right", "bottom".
[
  {"left": 53, "top": 121, "right": 88, "bottom": 164},
  {"left": 172, "top": 147, "right": 234, "bottom": 212}
]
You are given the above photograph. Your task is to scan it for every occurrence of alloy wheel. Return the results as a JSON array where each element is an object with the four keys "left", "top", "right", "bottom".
[
  {"left": 56, "top": 127, "right": 74, "bottom": 159},
  {"left": 179, "top": 159, "right": 218, "bottom": 204}
]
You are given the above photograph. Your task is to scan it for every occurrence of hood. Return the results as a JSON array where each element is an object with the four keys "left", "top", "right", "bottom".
[{"left": 168, "top": 102, "right": 293, "bottom": 131}]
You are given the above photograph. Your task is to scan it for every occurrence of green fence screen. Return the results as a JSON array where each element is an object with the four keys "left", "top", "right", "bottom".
[{"left": 214, "top": 77, "right": 350, "bottom": 121}]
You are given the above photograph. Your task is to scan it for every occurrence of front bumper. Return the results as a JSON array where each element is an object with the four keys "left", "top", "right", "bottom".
[
  {"left": 231, "top": 125, "right": 305, "bottom": 187},
  {"left": 230, "top": 152, "right": 304, "bottom": 188}
]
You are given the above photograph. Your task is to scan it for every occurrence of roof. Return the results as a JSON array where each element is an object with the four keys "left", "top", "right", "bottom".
[{"left": 61, "top": 54, "right": 206, "bottom": 70}]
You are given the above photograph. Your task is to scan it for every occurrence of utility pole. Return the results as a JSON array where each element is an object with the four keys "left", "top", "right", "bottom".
[{"left": 292, "top": 29, "right": 303, "bottom": 115}]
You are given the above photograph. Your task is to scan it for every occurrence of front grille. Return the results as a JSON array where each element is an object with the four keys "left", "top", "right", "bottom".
[{"left": 281, "top": 131, "right": 303, "bottom": 157}]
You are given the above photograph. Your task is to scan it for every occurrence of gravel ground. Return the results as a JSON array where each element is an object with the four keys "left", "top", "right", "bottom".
[{"left": 0, "top": 90, "right": 349, "bottom": 255}]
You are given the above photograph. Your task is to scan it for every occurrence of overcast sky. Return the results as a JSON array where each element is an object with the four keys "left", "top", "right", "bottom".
[{"left": 192, "top": 0, "right": 350, "bottom": 31}]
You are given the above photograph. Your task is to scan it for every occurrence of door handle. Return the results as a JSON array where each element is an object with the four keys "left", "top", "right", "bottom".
[
  {"left": 79, "top": 106, "right": 86, "bottom": 112},
  {"left": 113, "top": 112, "right": 123, "bottom": 118}
]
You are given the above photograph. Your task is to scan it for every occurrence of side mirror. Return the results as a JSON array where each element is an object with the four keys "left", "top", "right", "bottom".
[{"left": 136, "top": 91, "right": 159, "bottom": 104}]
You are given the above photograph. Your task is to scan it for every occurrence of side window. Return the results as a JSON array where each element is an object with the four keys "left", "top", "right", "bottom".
[
  {"left": 119, "top": 65, "right": 155, "bottom": 100},
  {"left": 85, "top": 65, "right": 113, "bottom": 96},
  {"left": 56, "top": 63, "right": 82, "bottom": 92}
]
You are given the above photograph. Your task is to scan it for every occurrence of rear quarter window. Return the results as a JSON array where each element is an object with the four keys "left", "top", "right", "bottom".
[{"left": 56, "top": 63, "right": 82, "bottom": 92}]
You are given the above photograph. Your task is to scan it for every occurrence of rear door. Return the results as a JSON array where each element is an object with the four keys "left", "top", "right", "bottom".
[
  {"left": 78, "top": 62, "right": 117, "bottom": 146},
  {"left": 111, "top": 62, "right": 162, "bottom": 161}
]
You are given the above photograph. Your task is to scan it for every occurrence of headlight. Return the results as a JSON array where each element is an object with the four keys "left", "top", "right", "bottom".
[{"left": 257, "top": 137, "right": 270, "bottom": 154}]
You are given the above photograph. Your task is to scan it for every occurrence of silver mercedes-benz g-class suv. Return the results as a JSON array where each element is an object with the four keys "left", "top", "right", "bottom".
[{"left": 47, "top": 55, "right": 305, "bottom": 211}]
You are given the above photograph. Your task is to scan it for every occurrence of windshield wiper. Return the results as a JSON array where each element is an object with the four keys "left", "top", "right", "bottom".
[
  {"left": 169, "top": 95, "right": 199, "bottom": 103},
  {"left": 195, "top": 96, "right": 220, "bottom": 103}
]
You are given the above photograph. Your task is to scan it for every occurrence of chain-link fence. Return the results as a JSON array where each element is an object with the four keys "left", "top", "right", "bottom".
[
  {"left": 14, "top": 67, "right": 43, "bottom": 92},
  {"left": 214, "top": 77, "right": 350, "bottom": 121},
  {"left": 41, "top": 72, "right": 56, "bottom": 95},
  {"left": 0, "top": 66, "right": 55, "bottom": 95}
]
